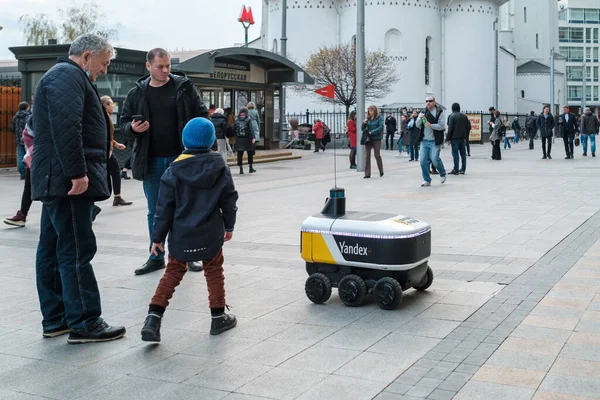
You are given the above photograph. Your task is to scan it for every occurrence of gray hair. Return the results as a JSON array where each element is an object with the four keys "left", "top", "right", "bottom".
[
  {"left": 69, "top": 34, "right": 116, "bottom": 59},
  {"left": 585, "top": 107, "right": 591, "bottom": 113}
]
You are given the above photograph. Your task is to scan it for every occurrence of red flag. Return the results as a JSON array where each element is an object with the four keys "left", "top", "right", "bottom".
[
  {"left": 314, "top": 84, "right": 335, "bottom": 99},
  {"left": 238, "top": 6, "right": 255, "bottom": 25}
]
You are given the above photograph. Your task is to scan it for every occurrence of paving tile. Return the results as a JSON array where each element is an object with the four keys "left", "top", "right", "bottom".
[
  {"left": 487, "top": 349, "right": 556, "bottom": 372},
  {"left": 295, "top": 375, "right": 389, "bottom": 400},
  {"left": 454, "top": 381, "right": 535, "bottom": 400},
  {"left": 384, "top": 382, "right": 413, "bottom": 395},
  {"left": 406, "top": 385, "right": 434, "bottom": 397},
  {"left": 436, "top": 371, "right": 472, "bottom": 392},
  {"left": 368, "top": 334, "right": 440, "bottom": 359},
  {"left": 335, "top": 351, "right": 413, "bottom": 382},
  {"left": 237, "top": 366, "right": 327, "bottom": 400},
  {"left": 532, "top": 390, "right": 594, "bottom": 400},
  {"left": 317, "top": 326, "right": 392, "bottom": 351},
  {"left": 568, "top": 331, "right": 600, "bottom": 346},
  {"left": 183, "top": 362, "right": 271, "bottom": 392},
  {"left": 499, "top": 336, "right": 564, "bottom": 357},
  {"left": 281, "top": 346, "right": 360, "bottom": 374},
  {"left": 539, "top": 374, "right": 600, "bottom": 399},
  {"left": 269, "top": 323, "right": 338, "bottom": 346},
  {"left": 538, "top": 298, "right": 589, "bottom": 310},
  {"left": 472, "top": 364, "right": 546, "bottom": 389},
  {"left": 427, "top": 388, "right": 456, "bottom": 400},
  {"left": 373, "top": 393, "right": 404, "bottom": 400},
  {"left": 419, "top": 304, "right": 479, "bottom": 322},
  {"left": 229, "top": 340, "right": 308, "bottom": 367},
  {"left": 530, "top": 305, "right": 586, "bottom": 319},
  {"left": 550, "top": 357, "right": 600, "bottom": 380},
  {"left": 522, "top": 315, "right": 579, "bottom": 331},
  {"left": 559, "top": 343, "right": 600, "bottom": 363},
  {"left": 511, "top": 325, "right": 572, "bottom": 343},
  {"left": 394, "top": 317, "right": 461, "bottom": 339},
  {"left": 415, "top": 377, "right": 443, "bottom": 389},
  {"left": 575, "top": 320, "right": 600, "bottom": 334}
]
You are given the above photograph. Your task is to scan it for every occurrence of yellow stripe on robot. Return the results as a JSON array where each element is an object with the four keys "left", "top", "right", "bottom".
[
  {"left": 301, "top": 232, "right": 313, "bottom": 262},
  {"left": 311, "top": 233, "right": 336, "bottom": 264}
]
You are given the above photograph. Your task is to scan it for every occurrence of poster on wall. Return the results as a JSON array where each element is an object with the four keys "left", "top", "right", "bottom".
[{"left": 467, "top": 114, "right": 482, "bottom": 142}]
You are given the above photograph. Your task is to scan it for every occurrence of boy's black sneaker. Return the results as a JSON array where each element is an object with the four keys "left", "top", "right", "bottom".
[
  {"left": 141, "top": 313, "right": 162, "bottom": 342},
  {"left": 210, "top": 313, "right": 237, "bottom": 335},
  {"left": 43, "top": 323, "right": 70, "bottom": 338},
  {"left": 67, "top": 321, "right": 126, "bottom": 344}
]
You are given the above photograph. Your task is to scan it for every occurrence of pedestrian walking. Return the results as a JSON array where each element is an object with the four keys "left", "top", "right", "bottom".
[
  {"left": 417, "top": 96, "right": 447, "bottom": 186},
  {"left": 489, "top": 110, "right": 503, "bottom": 160},
  {"left": 313, "top": 119, "right": 324, "bottom": 152},
  {"left": 347, "top": 111, "right": 357, "bottom": 169},
  {"left": 361, "top": 105, "right": 384, "bottom": 178},
  {"left": 446, "top": 102, "right": 470, "bottom": 175},
  {"left": 406, "top": 110, "right": 420, "bottom": 162},
  {"left": 580, "top": 107, "right": 599, "bottom": 157},
  {"left": 140, "top": 117, "right": 239, "bottom": 342},
  {"left": 503, "top": 116, "right": 512, "bottom": 150},
  {"left": 526, "top": 111, "right": 537, "bottom": 150},
  {"left": 5, "top": 115, "right": 34, "bottom": 227},
  {"left": 537, "top": 105, "right": 555, "bottom": 159},
  {"left": 10, "top": 101, "right": 31, "bottom": 180},
  {"left": 385, "top": 112, "right": 397, "bottom": 150},
  {"left": 558, "top": 105, "right": 578, "bottom": 159},
  {"left": 511, "top": 117, "right": 521, "bottom": 143},
  {"left": 235, "top": 107, "right": 256, "bottom": 173}
]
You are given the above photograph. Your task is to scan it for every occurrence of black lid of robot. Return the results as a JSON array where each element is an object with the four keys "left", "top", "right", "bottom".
[{"left": 321, "top": 187, "right": 346, "bottom": 217}]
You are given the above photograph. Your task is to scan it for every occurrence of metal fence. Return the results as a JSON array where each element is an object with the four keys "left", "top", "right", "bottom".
[
  {"left": 0, "top": 75, "right": 21, "bottom": 168},
  {"left": 286, "top": 109, "right": 535, "bottom": 142}
]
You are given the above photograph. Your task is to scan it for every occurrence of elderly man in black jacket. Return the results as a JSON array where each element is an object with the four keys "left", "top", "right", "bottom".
[
  {"left": 120, "top": 48, "right": 208, "bottom": 275},
  {"left": 446, "top": 102, "right": 471, "bottom": 175},
  {"left": 558, "top": 105, "right": 579, "bottom": 159},
  {"left": 31, "top": 34, "right": 125, "bottom": 344}
]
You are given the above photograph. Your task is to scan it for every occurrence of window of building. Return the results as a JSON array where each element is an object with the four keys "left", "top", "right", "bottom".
[
  {"left": 595, "top": 66, "right": 599, "bottom": 81},
  {"left": 587, "top": 47, "right": 592, "bottom": 61},
  {"left": 595, "top": 47, "right": 599, "bottom": 62},
  {"left": 595, "top": 28, "right": 600, "bottom": 43},
  {"left": 272, "top": 39, "right": 278, "bottom": 54},
  {"left": 425, "top": 37, "right": 431, "bottom": 86},
  {"left": 571, "top": 28, "right": 584, "bottom": 42},
  {"left": 524, "top": 7, "right": 527, "bottom": 23},
  {"left": 568, "top": 85, "right": 582, "bottom": 101},
  {"left": 559, "top": 9, "right": 566, "bottom": 21},
  {"left": 587, "top": 28, "right": 592, "bottom": 43},
  {"left": 567, "top": 66, "right": 584, "bottom": 81},
  {"left": 587, "top": 66, "right": 592, "bottom": 80},
  {"left": 585, "top": 8, "right": 600, "bottom": 23},
  {"left": 566, "top": 47, "right": 584, "bottom": 62},
  {"left": 587, "top": 86, "right": 592, "bottom": 101},
  {"left": 536, "top": 34, "right": 539, "bottom": 49},
  {"left": 521, "top": 90, "right": 525, "bottom": 98},
  {"left": 559, "top": 27, "right": 569, "bottom": 42},
  {"left": 570, "top": 8, "right": 585, "bottom": 23},
  {"left": 595, "top": 86, "right": 599, "bottom": 100}
]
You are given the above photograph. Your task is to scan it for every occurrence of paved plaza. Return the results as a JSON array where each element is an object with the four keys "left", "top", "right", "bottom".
[{"left": 1, "top": 140, "right": 600, "bottom": 400}]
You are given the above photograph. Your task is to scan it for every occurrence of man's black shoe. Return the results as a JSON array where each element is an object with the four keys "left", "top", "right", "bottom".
[
  {"left": 449, "top": 170, "right": 459, "bottom": 175},
  {"left": 210, "top": 313, "right": 237, "bottom": 335},
  {"left": 188, "top": 261, "right": 203, "bottom": 272},
  {"left": 43, "top": 323, "right": 70, "bottom": 338},
  {"left": 67, "top": 321, "right": 125, "bottom": 344},
  {"left": 135, "top": 259, "right": 166, "bottom": 276},
  {"left": 548, "top": 155, "right": 552, "bottom": 159},
  {"left": 141, "top": 313, "right": 162, "bottom": 342},
  {"left": 593, "top": 153, "right": 596, "bottom": 157},
  {"left": 459, "top": 170, "right": 465, "bottom": 175}
]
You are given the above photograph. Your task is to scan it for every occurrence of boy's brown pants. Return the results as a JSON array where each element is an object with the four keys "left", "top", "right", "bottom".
[{"left": 150, "top": 249, "right": 225, "bottom": 309}]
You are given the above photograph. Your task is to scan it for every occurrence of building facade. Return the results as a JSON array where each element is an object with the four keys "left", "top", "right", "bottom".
[
  {"left": 558, "top": 0, "right": 600, "bottom": 114},
  {"left": 258, "top": 0, "right": 567, "bottom": 115}
]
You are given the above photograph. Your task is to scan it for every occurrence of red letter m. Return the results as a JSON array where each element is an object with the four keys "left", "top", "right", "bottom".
[{"left": 238, "top": 6, "right": 255, "bottom": 25}]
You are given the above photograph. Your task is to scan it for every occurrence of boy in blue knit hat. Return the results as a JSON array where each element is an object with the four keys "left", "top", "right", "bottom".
[{"left": 141, "top": 117, "right": 239, "bottom": 342}]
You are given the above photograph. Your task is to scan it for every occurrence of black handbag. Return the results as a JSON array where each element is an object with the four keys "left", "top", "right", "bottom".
[
  {"left": 575, "top": 136, "right": 580, "bottom": 147},
  {"left": 360, "top": 131, "right": 371, "bottom": 145}
]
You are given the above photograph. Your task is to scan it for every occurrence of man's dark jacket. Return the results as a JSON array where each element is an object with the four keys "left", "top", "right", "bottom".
[
  {"left": 537, "top": 113, "right": 556, "bottom": 138},
  {"left": 580, "top": 110, "right": 599, "bottom": 135},
  {"left": 120, "top": 72, "right": 208, "bottom": 180},
  {"left": 10, "top": 109, "right": 31, "bottom": 147},
  {"left": 152, "top": 150, "right": 238, "bottom": 262},
  {"left": 558, "top": 112, "right": 579, "bottom": 137},
  {"left": 446, "top": 112, "right": 471, "bottom": 141},
  {"left": 385, "top": 116, "right": 397, "bottom": 133},
  {"left": 31, "top": 57, "right": 111, "bottom": 201}
]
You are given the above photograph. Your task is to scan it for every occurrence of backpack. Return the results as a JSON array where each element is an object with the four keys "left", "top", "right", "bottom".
[
  {"left": 498, "top": 123, "right": 506, "bottom": 136},
  {"left": 235, "top": 118, "right": 250, "bottom": 137},
  {"left": 526, "top": 116, "right": 536, "bottom": 130}
]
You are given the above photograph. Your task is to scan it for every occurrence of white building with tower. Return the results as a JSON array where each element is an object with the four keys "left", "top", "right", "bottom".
[{"left": 255, "top": 0, "right": 566, "bottom": 115}]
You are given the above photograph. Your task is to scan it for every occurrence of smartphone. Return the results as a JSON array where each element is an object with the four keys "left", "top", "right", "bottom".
[{"left": 132, "top": 115, "right": 145, "bottom": 123}]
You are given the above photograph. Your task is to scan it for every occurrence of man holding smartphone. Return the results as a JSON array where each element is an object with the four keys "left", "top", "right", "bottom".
[{"left": 120, "top": 48, "right": 208, "bottom": 275}]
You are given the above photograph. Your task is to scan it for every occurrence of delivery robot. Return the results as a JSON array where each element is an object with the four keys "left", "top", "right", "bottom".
[{"left": 301, "top": 188, "right": 433, "bottom": 309}]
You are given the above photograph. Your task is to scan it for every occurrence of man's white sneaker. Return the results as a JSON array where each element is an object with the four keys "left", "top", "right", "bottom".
[
  {"left": 421, "top": 181, "right": 431, "bottom": 187},
  {"left": 441, "top": 175, "right": 447, "bottom": 184},
  {"left": 395, "top": 153, "right": 401, "bottom": 157}
]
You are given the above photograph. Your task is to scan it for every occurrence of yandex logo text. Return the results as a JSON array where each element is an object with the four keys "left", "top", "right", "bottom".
[
  {"left": 338, "top": 241, "right": 369, "bottom": 256},
  {"left": 238, "top": 5, "right": 255, "bottom": 25}
]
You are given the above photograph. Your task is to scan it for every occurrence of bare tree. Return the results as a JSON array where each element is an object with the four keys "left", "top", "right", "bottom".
[
  {"left": 300, "top": 43, "right": 399, "bottom": 116},
  {"left": 19, "top": 2, "right": 119, "bottom": 45},
  {"left": 19, "top": 14, "right": 58, "bottom": 45}
]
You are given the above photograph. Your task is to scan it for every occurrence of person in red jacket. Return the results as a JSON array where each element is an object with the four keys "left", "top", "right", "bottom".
[
  {"left": 347, "top": 111, "right": 357, "bottom": 168},
  {"left": 313, "top": 119, "right": 324, "bottom": 152}
]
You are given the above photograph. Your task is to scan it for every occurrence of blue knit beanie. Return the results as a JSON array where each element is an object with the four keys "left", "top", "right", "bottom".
[{"left": 182, "top": 117, "right": 216, "bottom": 150}]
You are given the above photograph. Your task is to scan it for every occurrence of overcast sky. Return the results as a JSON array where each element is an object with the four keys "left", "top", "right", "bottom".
[{"left": 0, "top": 0, "right": 264, "bottom": 59}]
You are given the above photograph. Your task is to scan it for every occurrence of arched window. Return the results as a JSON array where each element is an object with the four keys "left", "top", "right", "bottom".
[
  {"left": 272, "top": 39, "right": 278, "bottom": 54},
  {"left": 425, "top": 37, "right": 432, "bottom": 85},
  {"left": 352, "top": 35, "right": 356, "bottom": 47},
  {"left": 385, "top": 29, "right": 403, "bottom": 56}
]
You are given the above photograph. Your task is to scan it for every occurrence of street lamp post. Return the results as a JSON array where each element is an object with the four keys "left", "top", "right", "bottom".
[{"left": 356, "top": 0, "right": 365, "bottom": 172}]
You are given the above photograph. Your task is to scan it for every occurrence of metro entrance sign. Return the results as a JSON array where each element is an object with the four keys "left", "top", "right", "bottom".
[{"left": 239, "top": 5, "right": 255, "bottom": 47}]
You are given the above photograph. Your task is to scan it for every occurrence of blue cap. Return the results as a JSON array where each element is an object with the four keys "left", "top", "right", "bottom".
[{"left": 182, "top": 117, "right": 216, "bottom": 150}]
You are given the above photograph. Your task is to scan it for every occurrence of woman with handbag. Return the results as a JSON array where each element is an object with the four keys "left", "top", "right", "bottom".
[
  {"left": 361, "top": 105, "right": 385, "bottom": 178},
  {"left": 313, "top": 119, "right": 324, "bottom": 152},
  {"left": 347, "top": 111, "right": 357, "bottom": 169}
]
